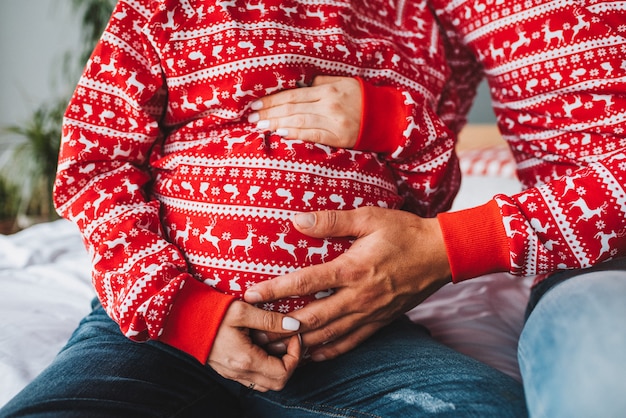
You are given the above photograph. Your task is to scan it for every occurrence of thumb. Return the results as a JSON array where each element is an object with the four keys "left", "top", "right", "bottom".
[
  {"left": 292, "top": 208, "right": 377, "bottom": 239},
  {"left": 230, "top": 301, "right": 301, "bottom": 333},
  {"left": 311, "top": 75, "right": 334, "bottom": 87}
]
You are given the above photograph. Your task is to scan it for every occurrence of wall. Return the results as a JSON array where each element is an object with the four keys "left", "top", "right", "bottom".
[{"left": 0, "top": 0, "right": 82, "bottom": 146}]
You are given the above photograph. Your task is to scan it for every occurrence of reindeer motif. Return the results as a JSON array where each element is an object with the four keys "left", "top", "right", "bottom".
[
  {"left": 245, "top": 0, "right": 266, "bottom": 15},
  {"left": 173, "top": 217, "right": 193, "bottom": 245},
  {"left": 93, "top": 188, "right": 113, "bottom": 213},
  {"left": 305, "top": 7, "right": 327, "bottom": 23},
  {"left": 279, "top": 3, "right": 297, "bottom": 18},
  {"left": 224, "top": 133, "right": 248, "bottom": 150},
  {"left": 229, "top": 224, "right": 257, "bottom": 256},
  {"left": 306, "top": 239, "right": 332, "bottom": 263},
  {"left": 591, "top": 94, "right": 614, "bottom": 111},
  {"left": 77, "top": 132, "right": 98, "bottom": 155},
  {"left": 571, "top": 9, "right": 590, "bottom": 40},
  {"left": 232, "top": 76, "right": 254, "bottom": 101},
  {"left": 509, "top": 27, "right": 531, "bottom": 56},
  {"left": 594, "top": 229, "right": 626, "bottom": 258},
  {"left": 542, "top": 21, "right": 564, "bottom": 46},
  {"left": 97, "top": 52, "right": 119, "bottom": 77},
  {"left": 569, "top": 198, "right": 608, "bottom": 222},
  {"left": 122, "top": 178, "right": 140, "bottom": 195},
  {"left": 126, "top": 71, "right": 146, "bottom": 93},
  {"left": 104, "top": 231, "right": 131, "bottom": 251},
  {"left": 180, "top": 90, "right": 199, "bottom": 112},
  {"left": 488, "top": 40, "right": 505, "bottom": 61},
  {"left": 270, "top": 223, "right": 298, "bottom": 261},
  {"left": 562, "top": 96, "right": 583, "bottom": 118},
  {"left": 217, "top": 0, "right": 236, "bottom": 13},
  {"left": 203, "top": 86, "right": 221, "bottom": 108},
  {"left": 198, "top": 218, "right": 220, "bottom": 251},
  {"left": 265, "top": 72, "right": 286, "bottom": 95},
  {"left": 112, "top": 141, "right": 132, "bottom": 159},
  {"left": 161, "top": 7, "right": 178, "bottom": 30}
]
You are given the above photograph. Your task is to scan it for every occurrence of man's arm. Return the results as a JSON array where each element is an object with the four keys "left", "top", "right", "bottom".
[{"left": 246, "top": 208, "right": 451, "bottom": 360}]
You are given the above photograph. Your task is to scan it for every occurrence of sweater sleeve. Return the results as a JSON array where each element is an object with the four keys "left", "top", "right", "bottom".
[
  {"left": 352, "top": 27, "right": 464, "bottom": 218},
  {"left": 53, "top": 0, "right": 235, "bottom": 364},
  {"left": 431, "top": 0, "right": 626, "bottom": 280}
]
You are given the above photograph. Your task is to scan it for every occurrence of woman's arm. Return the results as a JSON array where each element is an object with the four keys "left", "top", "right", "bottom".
[
  {"left": 55, "top": 1, "right": 302, "bottom": 387},
  {"left": 250, "top": 75, "right": 460, "bottom": 216}
]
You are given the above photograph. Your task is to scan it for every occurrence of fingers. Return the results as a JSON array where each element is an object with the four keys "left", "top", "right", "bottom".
[
  {"left": 253, "top": 85, "right": 322, "bottom": 109},
  {"left": 214, "top": 338, "right": 301, "bottom": 392},
  {"left": 245, "top": 258, "right": 344, "bottom": 306},
  {"left": 210, "top": 303, "right": 303, "bottom": 391},
  {"left": 292, "top": 207, "right": 379, "bottom": 239},
  {"left": 227, "top": 301, "right": 301, "bottom": 333},
  {"left": 248, "top": 75, "right": 361, "bottom": 148}
]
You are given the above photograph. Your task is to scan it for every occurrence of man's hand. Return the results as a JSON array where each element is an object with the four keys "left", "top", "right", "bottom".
[
  {"left": 248, "top": 75, "right": 362, "bottom": 148},
  {"left": 208, "top": 301, "right": 302, "bottom": 392},
  {"left": 244, "top": 207, "right": 452, "bottom": 361}
]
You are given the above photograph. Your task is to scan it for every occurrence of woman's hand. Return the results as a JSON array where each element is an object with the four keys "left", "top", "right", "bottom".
[
  {"left": 244, "top": 207, "right": 452, "bottom": 361},
  {"left": 207, "top": 301, "right": 302, "bottom": 392},
  {"left": 248, "top": 75, "right": 362, "bottom": 148}
]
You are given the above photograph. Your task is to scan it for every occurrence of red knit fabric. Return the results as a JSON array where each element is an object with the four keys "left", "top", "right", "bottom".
[
  {"left": 54, "top": 0, "right": 462, "bottom": 361},
  {"left": 432, "top": 0, "right": 626, "bottom": 281}
]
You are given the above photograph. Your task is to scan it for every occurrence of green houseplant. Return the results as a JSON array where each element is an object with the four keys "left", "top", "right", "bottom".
[{"left": 0, "top": 0, "right": 116, "bottom": 232}]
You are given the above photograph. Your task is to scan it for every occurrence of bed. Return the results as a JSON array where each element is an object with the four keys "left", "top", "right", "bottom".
[{"left": 0, "top": 125, "right": 532, "bottom": 406}]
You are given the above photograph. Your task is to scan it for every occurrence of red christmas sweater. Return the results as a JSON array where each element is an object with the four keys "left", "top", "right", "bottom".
[
  {"left": 433, "top": 0, "right": 626, "bottom": 282},
  {"left": 54, "top": 0, "right": 463, "bottom": 363}
]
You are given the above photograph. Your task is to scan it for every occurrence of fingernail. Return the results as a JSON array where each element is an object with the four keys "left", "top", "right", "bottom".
[
  {"left": 282, "top": 317, "right": 301, "bottom": 331},
  {"left": 256, "top": 120, "right": 270, "bottom": 130},
  {"left": 256, "top": 332, "right": 269, "bottom": 345},
  {"left": 251, "top": 100, "right": 263, "bottom": 110},
  {"left": 276, "top": 128, "right": 288, "bottom": 137},
  {"left": 268, "top": 341, "right": 287, "bottom": 353},
  {"left": 293, "top": 213, "right": 315, "bottom": 229},
  {"left": 311, "top": 353, "right": 326, "bottom": 362},
  {"left": 248, "top": 112, "right": 260, "bottom": 123},
  {"left": 246, "top": 291, "right": 262, "bottom": 303}
]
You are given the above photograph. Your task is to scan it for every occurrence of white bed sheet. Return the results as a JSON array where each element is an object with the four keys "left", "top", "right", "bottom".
[{"left": 0, "top": 154, "right": 531, "bottom": 407}]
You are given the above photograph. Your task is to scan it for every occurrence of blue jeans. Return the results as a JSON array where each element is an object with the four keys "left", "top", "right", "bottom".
[
  {"left": 1, "top": 299, "right": 526, "bottom": 417},
  {"left": 519, "top": 258, "right": 626, "bottom": 418}
]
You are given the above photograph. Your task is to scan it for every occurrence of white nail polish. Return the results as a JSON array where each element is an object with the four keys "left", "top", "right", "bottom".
[
  {"left": 276, "top": 128, "right": 289, "bottom": 137},
  {"left": 248, "top": 112, "right": 260, "bottom": 123},
  {"left": 251, "top": 100, "right": 263, "bottom": 110},
  {"left": 256, "top": 120, "right": 270, "bottom": 130},
  {"left": 282, "top": 317, "right": 301, "bottom": 331}
]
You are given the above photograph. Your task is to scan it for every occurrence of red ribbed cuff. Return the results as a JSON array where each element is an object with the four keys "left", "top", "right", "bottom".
[
  {"left": 160, "top": 277, "right": 236, "bottom": 364},
  {"left": 437, "top": 200, "right": 510, "bottom": 282},
  {"left": 354, "top": 77, "right": 407, "bottom": 154}
]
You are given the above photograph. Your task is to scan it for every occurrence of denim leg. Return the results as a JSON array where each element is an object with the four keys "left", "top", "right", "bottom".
[
  {"left": 519, "top": 261, "right": 626, "bottom": 418},
  {"left": 239, "top": 319, "right": 527, "bottom": 417},
  {"left": 0, "top": 301, "right": 242, "bottom": 418}
]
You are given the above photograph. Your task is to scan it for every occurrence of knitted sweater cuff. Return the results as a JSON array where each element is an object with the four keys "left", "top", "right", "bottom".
[
  {"left": 354, "top": 77, "right": 407, "bottom": 154},
  {"left": 159, "top": 277, "right": 236, "bottom": 364},
  {"left": 437, "top": 200, "right": 510, "bottom": 282}
]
